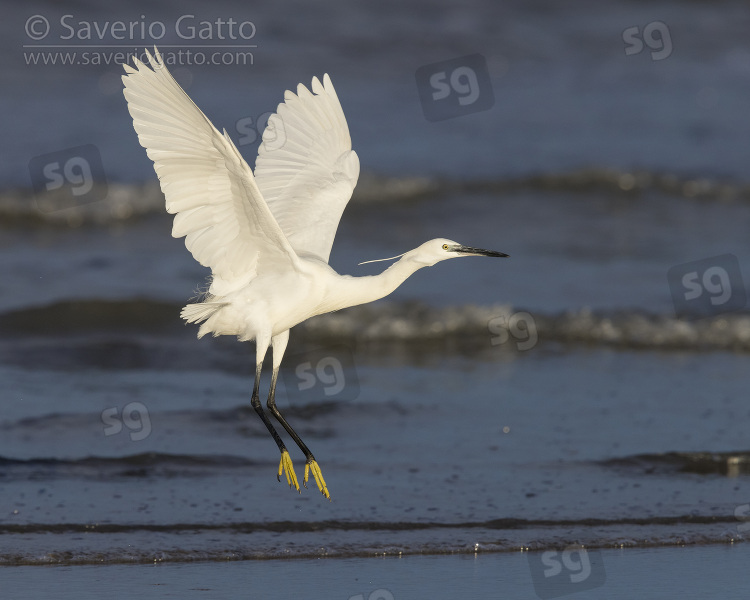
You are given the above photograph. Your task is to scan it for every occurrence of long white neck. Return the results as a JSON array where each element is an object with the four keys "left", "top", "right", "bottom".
[{"left": 319, "top": 253, "right": 429, "bottom": 314}]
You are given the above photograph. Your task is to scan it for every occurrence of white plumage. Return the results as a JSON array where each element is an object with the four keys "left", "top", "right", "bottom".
[{"left": 123, "top": 48, "right": 507, "bottom": 499}]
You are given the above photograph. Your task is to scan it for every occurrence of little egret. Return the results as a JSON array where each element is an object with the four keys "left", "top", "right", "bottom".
[{"left": 122, "top": 48, "right": 507, "bottom": 499}]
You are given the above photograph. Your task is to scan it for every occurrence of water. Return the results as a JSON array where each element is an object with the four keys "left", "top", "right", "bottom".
[
  {"left": 3, "top": 546, "right": 750, "bottom": 600},
  {"left": 1, "top": 0, "right": 750, "bottom": 596}
]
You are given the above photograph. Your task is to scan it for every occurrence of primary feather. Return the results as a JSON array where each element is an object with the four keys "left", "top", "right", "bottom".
[
  {"left": 255, "top": 75, "right": 360, "bottom": 263},
  {"left": 122, "top": 48, "right": 303, "bottom": 302}
]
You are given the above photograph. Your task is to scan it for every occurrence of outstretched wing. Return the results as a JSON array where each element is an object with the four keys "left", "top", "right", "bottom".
[
  {"left": 254, "top": 74, "right": 360, "bottom": 264},
  {"left": 122, "top": 48, "right": 300, "bottom": 297}
]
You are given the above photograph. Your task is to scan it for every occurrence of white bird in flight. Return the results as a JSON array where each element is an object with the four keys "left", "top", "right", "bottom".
[{"left": 122, "top": 48, "right": 507, "bottom": 500}]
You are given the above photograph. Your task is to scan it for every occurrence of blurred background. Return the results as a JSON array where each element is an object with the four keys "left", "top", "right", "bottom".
[{"left": 1, "top": 1, "right": 750, "bottom": 598}]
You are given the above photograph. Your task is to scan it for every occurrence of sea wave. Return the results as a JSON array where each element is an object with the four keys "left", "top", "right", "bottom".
[
  {"left": 1, "top": 443, "right": 744, "bottom": 565},
  {"left": 0, "top": 453, "right": 257, "bottom": 482},
  {"left": 0, "top": 516, "right": 741, "bottom": 566},
  {"left": 1, "top": 168, "right": 748, "bottom": 227},
  {"left": 2, "top": 449, "right": 747, "bottom": 482},
  {"left": 601, "top": 450, "right": 750, "bottom": 477},
  {"left": 2, "top": 300, "right": 749, "bottom": 353}
]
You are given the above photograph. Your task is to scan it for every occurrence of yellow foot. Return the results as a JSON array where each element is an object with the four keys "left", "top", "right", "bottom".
[
  {"left": 277, "top": 450, "right": 300, "bottom": 493},
  {"left": 304, "top": 459, "right": 330, "bottom": 500}
]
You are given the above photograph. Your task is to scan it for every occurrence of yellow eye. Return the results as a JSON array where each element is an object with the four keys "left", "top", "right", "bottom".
[{"left": 442, "top": 244, "right": 449, "bottom": 250}]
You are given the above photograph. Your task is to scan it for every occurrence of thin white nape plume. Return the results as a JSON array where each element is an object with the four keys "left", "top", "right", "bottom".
[{"left": 358, "top": 252, "right": 407, "bottom": 266}]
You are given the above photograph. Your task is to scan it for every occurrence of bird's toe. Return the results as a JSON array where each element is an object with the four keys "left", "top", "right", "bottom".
[
  {"left": 304, "top": 458, "right": 330, "bottom": 500},
  {"left": 278, "top": 450, "right": 300, "bottom": 493}
]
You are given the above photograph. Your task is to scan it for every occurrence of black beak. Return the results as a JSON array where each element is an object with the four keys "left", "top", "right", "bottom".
[{"left": 453, "top": 245, "right": 509, "bottom": 258}]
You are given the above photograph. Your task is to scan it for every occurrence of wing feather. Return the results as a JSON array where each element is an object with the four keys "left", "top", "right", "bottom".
[
  {"left": 254, "top": 74, "right": 360, "bottom": 263},
  {"left": 122, "top": 48, "right": 299, "bottom": 297}
]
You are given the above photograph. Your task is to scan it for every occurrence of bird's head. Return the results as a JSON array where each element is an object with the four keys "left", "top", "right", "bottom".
[
  {"left": 409, "top": 238, "right": 509, "bottom": 267},
  {"left": 359, "top": 238, "right": 508, "bottom": 268}
]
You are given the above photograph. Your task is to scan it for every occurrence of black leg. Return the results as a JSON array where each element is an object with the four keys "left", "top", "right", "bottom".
[
  {"left": 266, "top": 367, "right": 313, "bottom": 457},
  {"left": 267, "top": 367, "right": 329, "bottom": 499},
  {"left": 250, "top": 362, "right": 299, "bottom": 492}
]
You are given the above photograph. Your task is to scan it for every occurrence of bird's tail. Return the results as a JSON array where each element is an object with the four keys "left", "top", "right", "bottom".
[{"left": 180, "top": 299, "right": 228, "bottom": 338}]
